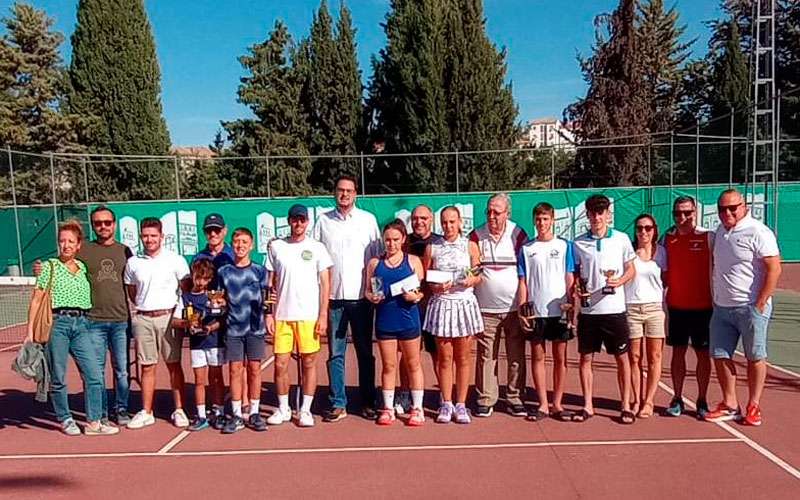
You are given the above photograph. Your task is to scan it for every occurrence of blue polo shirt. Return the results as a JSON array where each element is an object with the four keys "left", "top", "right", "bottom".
[
  {"left": 217, "top": 262, "right": 269, "bottom": 337},
  {"left": 192, "top": 243, "right": 235, "bottom": 270}
]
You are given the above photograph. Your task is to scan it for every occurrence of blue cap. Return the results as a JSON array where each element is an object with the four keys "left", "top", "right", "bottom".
[
  {"left": 203, "top": 213, "right": 225, "bottom": 230},
  {"left": 288, "top": 204, "right": 308, "bottom": 219}
]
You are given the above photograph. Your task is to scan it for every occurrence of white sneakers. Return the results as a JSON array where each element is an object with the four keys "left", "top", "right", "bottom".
[
  {"left": 171, "top": 409, "right": 190, "bottom": 428},
  {"left": 298, "top": 410, "right": 315, "bottom": 427},
  {"left": 127, "top": 410, "right": 155, "bottom": 429},
  {"left": 267, "top": 407, "right": 292, "bottom": 425},
  {"left": 85, "top": 422, "right": 120, "bottom": 436}
]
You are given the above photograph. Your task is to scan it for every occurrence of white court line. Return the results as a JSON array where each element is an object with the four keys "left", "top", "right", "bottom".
[
  {"left": 734, "top": 349, "right": 800, "bottom": 379},
  {"left": 153, "top": 355, "right": 276, "bottom": 455},
  {"left": 657, "top": 380, "right": 800, "bottom": 480},
  {"left": 0, "top": 343, "right": 22, "bottom": 352},
  {"left": 0, "top": 437, "right": 742, "bottom": 461}
]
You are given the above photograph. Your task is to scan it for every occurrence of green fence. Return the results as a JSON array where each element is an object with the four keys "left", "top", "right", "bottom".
[{"left": 2, "top": 182, "right": 797, "bottom": 274}]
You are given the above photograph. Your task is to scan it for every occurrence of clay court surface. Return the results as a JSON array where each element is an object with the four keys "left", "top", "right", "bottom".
[{"left": 1, "top": 270, "right": 799, "bottom": 498}]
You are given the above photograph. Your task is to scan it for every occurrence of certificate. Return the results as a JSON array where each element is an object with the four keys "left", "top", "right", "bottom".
[
  {"left": 389, "top": 274, "right": 421, "bottom": 296},
  {"left": 425, "top": 269, "right": 454, "bottom": 284}
]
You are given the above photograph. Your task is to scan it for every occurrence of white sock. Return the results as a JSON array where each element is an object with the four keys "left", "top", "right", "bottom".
[
  {"left": 411, "top": 390, "right": 424, "bottom": 410},
  {"left": 301, "top": 395, "right": 314, "bottom": 414},
  {"left": 249, "top": 399, "right": 260, "bottom": 416},
  {"left": 382, "top": 389, "right": 395, "bottom": 410},
  {"left": 232, "top": 400, "right": 242, "bottom": 418},
  {"left": 278, "top": 394, "right": 290, "bottom": 412},
  {"left": 196, "top": 404, "right": 206, "bottom": 418}
]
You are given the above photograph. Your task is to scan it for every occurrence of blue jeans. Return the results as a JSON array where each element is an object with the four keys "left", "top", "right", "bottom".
[
  {"left": 327, "top": 299, "right": 376, "bottom": 409},
  {"left": 46, "top": 315, "right": 103, "bottom": 423},
  {"left": 710, "top": 303, "right": 772, "bottom": 361},
  {"left": 87, "top": 320, "right": 130, "bottom": 417}
]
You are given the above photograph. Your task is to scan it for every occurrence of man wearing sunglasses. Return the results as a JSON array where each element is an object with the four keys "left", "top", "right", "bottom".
[
  {"left": 193, "top": 213, "right": 235, "bottom": 272},
  {"left": 661, "top": 196, "right": 713, "bottom": 419},
  {"left": 706, "top": 189, "right": 781, "bottom": 426}
]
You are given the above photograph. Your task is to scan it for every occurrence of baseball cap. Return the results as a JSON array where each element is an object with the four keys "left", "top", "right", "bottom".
[
  {"left": 288, "top": 204, "right": 308, "bottom": 219},
  {"left": 203, "top": 213, "right": 225, "bottom": 230}
]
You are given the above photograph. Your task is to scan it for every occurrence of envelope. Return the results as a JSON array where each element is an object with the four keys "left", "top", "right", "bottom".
[
  {"left": 389, "top": 274, "right": 422, "bottom": 296},
  {"left": 425, "top": 269, "right": 454, "bottom": 284}
]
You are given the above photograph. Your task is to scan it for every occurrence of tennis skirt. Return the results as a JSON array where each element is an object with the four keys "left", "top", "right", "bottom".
[{"left": 423, "top": 295, "right": 484, "bottom": 338}]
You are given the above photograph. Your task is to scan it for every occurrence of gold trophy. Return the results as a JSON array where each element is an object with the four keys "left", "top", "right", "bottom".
[
  {"left": 601, "top": 269, "right": 617, "bottom": 295},
  {"left": 185, "top": 304, "right": 205, "bottom": 336},
  {"left": 206, "top": 289, "right": 226, "bottom": 317}
]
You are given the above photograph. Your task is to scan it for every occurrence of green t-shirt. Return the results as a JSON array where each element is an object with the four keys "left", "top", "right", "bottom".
[{"left": 35, "top": 258, "right": 93, "bottom": 310}]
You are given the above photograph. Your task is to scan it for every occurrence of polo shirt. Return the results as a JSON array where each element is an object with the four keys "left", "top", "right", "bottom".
[
  {"left": 313, "top": 206, "right": 381, "bottom": 300},
  {"left": 470, "top": 221, "right": 528, "bottom": 313},
  {"left": 517, "top": 237, "right": 575, "bottom": 318},
  {"left": 573, "top": 228, "right": 636, "bottom": 315},
  {"left": 661, "top": 227, "right": 713, "bottom": 310},
  {"left": 192, "top": 243, "right": 235, "bottom": 270},
  {"left": 123, "top": 250, "right": 189, "bottom": 311},
  {"left": 35, "top": 258, "right": 92, "bottom": 310},
  {"left": 264, "top": 237, "right": 333, "bottom": 321},
  {"left": 712, "top": 215, "right": 780, "bottom": 307}
]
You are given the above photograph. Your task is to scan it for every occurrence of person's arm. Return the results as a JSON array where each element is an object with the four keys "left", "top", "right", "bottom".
[
  {"left": 755, "top": 256, "right": 781, "bottom": 313},
  {"left": 315, "top": 268, "right": 331, "bottom": 336},
  {"left": 609, "top": 258, "right": 636, "bottom": 288},
  {"left": 25, "top": 288, "right": 46, "bottom": 342},
  {"left": 464, "top": 238, "right": 482, "bottom": 288}
]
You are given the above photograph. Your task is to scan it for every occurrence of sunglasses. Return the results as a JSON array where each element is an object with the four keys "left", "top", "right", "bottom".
[
  {"left": 672, "top": 210, "right": 694, "bottom": 217},
  {"left": 204, "top": 227, "right": 223, "bottom": 234},
  {"left": 717, "top": 203, "right": 742, "bottom": 214},
  {"left": 92, "top": 220, "right": 114, "bottom": 227},
  {"left": 635, "top": 225, "right": 655, "bottom": 232}
]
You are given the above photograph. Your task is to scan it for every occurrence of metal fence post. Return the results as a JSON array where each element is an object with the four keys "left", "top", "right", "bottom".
[
  {"left": 669, "top": 132, "right": 674, "bottom": 199},
  {"left": 173, "top": 155, "right": 181, "bottom": 201},
  {"left": 695, "top": 121, "right": 700, "bottom": 203},
  {"left": 82, "top": 157, "right": 90, "bottom": 221},
  {"left": 455, "top": 150, "right": 460, "bottom": 193},
  {"left": 265, "top": 156, "right": 271, "bottom": 198},
  {"left": 646, "top": 143, "right": 652, "bottom": 186},
  {"left": 7, "top": 147, "right": 24, "bottom": 272},
  {"left": 550, "top": 148, "right": 556, "bottom": 190},
  {"left": 775, "top": 91, "right": 781, "bottom": 236},
  {"left": 360, "top": 152, "right": 366, "bottom": 194},
  {"left": 729, "top": 106, "right": 735, "bottom": 187},
  {"left": 49, "top": 152, "right": 58, "bottom": 241}
]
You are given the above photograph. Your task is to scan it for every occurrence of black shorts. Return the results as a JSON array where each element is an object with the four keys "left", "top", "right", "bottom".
[
  {"left": 225, "top": 334, "right": 266, "bottom": 362},
  {"left": 577, "top": 313, "right": 630, "bottom": 355},
  {"left": 376, "top": 328, "right": 420, "bottom": 341},
  {"left": 667, "top": 308, "right": 711, "bottom": 349},
  {"left": 528, "top": 317, "right": 574, "bottom": 343}
]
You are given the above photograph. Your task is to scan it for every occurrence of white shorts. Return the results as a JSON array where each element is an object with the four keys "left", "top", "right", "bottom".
[{"left": 190, "top": 347, "right": 226, "bottom": 368}]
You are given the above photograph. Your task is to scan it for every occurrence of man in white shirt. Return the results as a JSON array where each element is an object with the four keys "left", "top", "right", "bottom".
[
  {"left": 124, "top": 217, "right": 190, "bottom": 430},
  {"left": 572, "top": 194, "right": 636, "bottom": 424},
  {"left": 313, "top": 175, "right": 382, "bottom": 422},
  {"left": 266, "top": 204, "right": 332, "bottom": 428},
  {"left": 705, "top": 189, "right": 781, "bottom": 426},
  {"left": 469, "top": 193, "right": 528, "bottom": 417}
]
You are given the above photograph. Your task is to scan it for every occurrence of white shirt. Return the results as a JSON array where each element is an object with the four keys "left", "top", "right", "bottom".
[
  {"left": 265, "top": 237, "right": 333, "bottom": 321},
  {"left": 573, "top": 228, "right": 636, "bottom": 315},
  {"left": 713, "top": 214, "right": 780, "bottom": 307},
  {"left": 625, "top": 246, "right": 667, "bottom": 305},
  {"left": 313, "top": 206, "right": 381, "bottom": 300},
  {"left": 124, "top": 250, "right": 189, "bottom": 311},
  {"left": 471, "top": 221, "right": 527, "bottom": 313},
  {"left": 517, "top": 237, "right": 575, "bottom": 318}
]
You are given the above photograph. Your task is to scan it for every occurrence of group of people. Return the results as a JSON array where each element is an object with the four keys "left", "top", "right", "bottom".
[{"left": 24, "top": 175, "right": 781, "bottom": 435}]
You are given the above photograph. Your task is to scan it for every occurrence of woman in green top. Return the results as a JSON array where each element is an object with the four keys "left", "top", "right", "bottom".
[{"left": 26, "top": 220, "right": 118, "bottom": 436}]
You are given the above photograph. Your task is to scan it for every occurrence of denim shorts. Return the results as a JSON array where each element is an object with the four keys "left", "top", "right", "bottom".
[{"left": 710, "top": 304, "right": 772, "bottom": 361}]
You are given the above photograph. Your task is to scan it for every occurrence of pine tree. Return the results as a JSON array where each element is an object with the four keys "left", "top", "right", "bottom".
[
  {"left": 220, "top": 21, "right": 312, "bottom": 197},
  {"left": 68, "top": 0, "right": 172, "bottom": 200},
  {"left": 0, "top": 2, "right": 85, "bottom": 205}
]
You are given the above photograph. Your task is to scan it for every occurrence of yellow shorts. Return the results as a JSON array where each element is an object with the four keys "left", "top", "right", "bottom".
[{"left": 274, "top": 320, "right": 320, "bottom": 355}]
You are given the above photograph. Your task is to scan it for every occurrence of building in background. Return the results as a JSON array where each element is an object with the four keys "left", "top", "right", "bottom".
[{"left": 517, "top": 118, "right": 578, "bottom": 150}]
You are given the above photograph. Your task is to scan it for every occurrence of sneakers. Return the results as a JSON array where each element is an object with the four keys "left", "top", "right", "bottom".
[
  {"left": 115, "top": 410, "right": 131, "bottom": 426},
  {"left": 247, "top": 413, "right": 267, "bottom": 432},
  {"left": 298, "top": 410, "right": 315, "bottom": 428},
  {"left": 323, "top": 407, "right": 348, "bottom": 423},
  {"left": 61, "top": 418, "right": 81, "bottom": 436},
  {"left": 376, "top": 409, "right": 396, "bottom": 426},
  {"left": 436, "top": 403, "right": 454, "bottom": 423},
  {"left": 665, "top": 396, "right": 684, "bottom": 417},
  {"left": 188, "top": 416, "right": 210, "bottom": 432},
  {"left": 743, "top": 403, "right": 762, "bottom": 426},
  {"left": 407, "top": 408, "right": 425, "bottom": 427},
  {"left": 171, "top": 409, "right": 190, "bottom": 428},
  {"left": 85, "top": 422, "right": 120, "bottom": 436},
  {"left": 507, "top": 403, "right": 527, "bottom": 417},
  {"left": 696, "top": 399, "right": 710, "bottom": 421},
  {"left": 704, "top": 402, "right": 742, "bottom": 423},
  {"left": 211, "top": 412, "right": 226, "bottom": 430},
  {"left": 127, "top": 410, "right": 155, "bottom": 430},
  {"left": 267, "top": 407, "right": 292, "bottom": 426},
  {"left": 474, "top": 405, "right": 494, "bottom": 418},
  {"left": 360, "top": 406, "right": 378, "bottom": 420},
  {"left": 222, "top": 415, "right": 245, "bottom": 434},
  {"left": 454, "top": 404, "right": 471, "bottom": 424}
]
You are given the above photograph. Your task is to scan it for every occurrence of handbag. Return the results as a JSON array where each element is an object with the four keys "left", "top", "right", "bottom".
[{"left": 31, "top": 260, "right": 55, "bottom": 344}]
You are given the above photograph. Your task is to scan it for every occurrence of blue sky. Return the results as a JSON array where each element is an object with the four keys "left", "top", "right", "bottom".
[{"left": 3, "top": 0, "right": 721, "bottom": 146}]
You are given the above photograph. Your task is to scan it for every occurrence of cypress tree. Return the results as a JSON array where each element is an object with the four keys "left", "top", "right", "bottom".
[{"left": 68, "top": 0, "right": 171, "bottom": 200}]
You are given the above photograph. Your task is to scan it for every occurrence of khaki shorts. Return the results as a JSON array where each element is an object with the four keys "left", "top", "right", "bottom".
[
  {"left": 626, "top": 303, "right": 666, "bottom": 340},
  {"left": 132, "top": 313, "right": 183, "bottom": 365}
]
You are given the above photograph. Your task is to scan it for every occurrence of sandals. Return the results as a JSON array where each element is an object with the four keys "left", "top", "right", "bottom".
[
  {"left": 526, "top": 409, "right": 548, "bottom": 422},
  {"left": 620, "top": 410, "right": 636, "bottom": 425},
  {"left": 638, "top": 402, "right": 654, "bottom": 419},
  {"left": 571, "top": 409, "right": 594, "bottom": 423},
  {"left": 550, "top": 410, "right": 574, "bottom": 422}
]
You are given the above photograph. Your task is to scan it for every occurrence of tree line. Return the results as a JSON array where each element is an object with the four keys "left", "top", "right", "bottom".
[{"left": 1, "top": 0, "right": 798, "bottom": 204}]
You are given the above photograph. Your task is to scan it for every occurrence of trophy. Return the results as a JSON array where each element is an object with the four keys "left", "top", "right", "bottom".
[
  {"left": 559, "top": 302, "right": 573, "bottom": 325},
  {"left": 576, "top": 276, "right": 591, "bottom": 308},
  {"left": 262, "top": 286, "right": 275, "bottom": 315},
  {"left": 601, "top": 269, "right": 617, "bottom": 295},
  {"left": 456, "top": 265, "right": 483, "bottom": 286},
  {"left": 518, "top": 301, "right": 535, "bottom": 334},
  {"left": 185, "top": 305, "right": 205, "bottom": 336},
  {"left": 206, "top": 289, "right": 226, "bottom": 317},
  {"left": 370, "top": 277, "right": 385, "bottom": 301}
]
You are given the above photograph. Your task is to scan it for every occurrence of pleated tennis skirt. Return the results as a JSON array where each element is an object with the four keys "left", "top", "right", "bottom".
[{"left": 423, "top": 294, "right": 484, "bottom": 338}]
